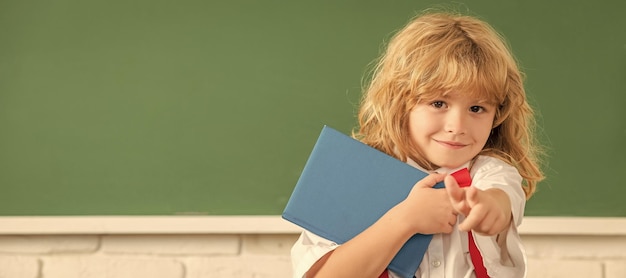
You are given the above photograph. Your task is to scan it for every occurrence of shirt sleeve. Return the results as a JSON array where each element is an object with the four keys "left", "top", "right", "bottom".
[
  {"left": 290, "top": 230, "right": 339, "bottom": 278},
  {"left": 470, "top": 156, "right": 527, "bottom": 277}
]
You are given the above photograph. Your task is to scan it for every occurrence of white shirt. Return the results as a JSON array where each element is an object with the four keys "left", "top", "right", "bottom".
[{"left": 290, "top": 155, "right": 527, "bottom": 278}]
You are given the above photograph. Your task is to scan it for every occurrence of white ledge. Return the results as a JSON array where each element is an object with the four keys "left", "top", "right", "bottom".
[{"left": 0, "top": 216, "right": 624, "bottom": 235}]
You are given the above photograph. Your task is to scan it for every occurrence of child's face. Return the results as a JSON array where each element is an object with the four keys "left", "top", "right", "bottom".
[{"left": 408, "top": 92, "right": 496, "bottom": 169}]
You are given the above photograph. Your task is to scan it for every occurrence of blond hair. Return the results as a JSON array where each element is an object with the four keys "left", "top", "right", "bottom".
[{"left": 354, "top": 11, "right": 544, "bottom": 198}]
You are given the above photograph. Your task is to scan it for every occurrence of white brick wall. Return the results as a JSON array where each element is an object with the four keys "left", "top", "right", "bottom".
[
  {"left": 0, "top": 256, "right": 40, "bottom": 278},
  {"left": 1, "top": 234, "right": 625, "bottom": 278},
  {"left": 0, "top": 234, "right": 297, "bottom": 278},
  {"left": 0, "top": 217, "right": 625, "bottom": 278},
  {"left": 524, "top": 235, "right": 626, "bottom": 278}
]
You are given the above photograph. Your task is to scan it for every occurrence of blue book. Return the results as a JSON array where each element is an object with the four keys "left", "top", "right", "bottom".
[{"left": 282, "top": 125, "right": 444, "bottom": 278}]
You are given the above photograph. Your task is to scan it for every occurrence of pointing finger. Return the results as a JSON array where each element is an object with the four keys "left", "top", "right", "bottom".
[{"left": 466, "top": 186, "right": 480, "bottom": 207}]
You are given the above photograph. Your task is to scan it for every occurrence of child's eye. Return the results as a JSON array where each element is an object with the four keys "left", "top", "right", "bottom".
[
  {"left": 431, "top": 101, "right": 446, "bottom": 109},
  {"left": 469, "top": 106, "right": 484, "bottom": 113}
]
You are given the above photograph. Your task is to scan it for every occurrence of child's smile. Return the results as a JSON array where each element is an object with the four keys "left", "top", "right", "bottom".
[{"left": 434, "top": 139, "right": 468, "bottom": 149}]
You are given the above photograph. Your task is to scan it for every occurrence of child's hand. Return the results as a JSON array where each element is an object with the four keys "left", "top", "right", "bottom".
[
  {"left": 444, "top": 175, "right": 512, "bottom": 235},
  {"left": 395, "top": 173, "right": 458, "bottom": 235}
]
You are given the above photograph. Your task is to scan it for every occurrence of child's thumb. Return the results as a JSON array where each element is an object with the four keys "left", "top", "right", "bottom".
[{"left": 444, "top": 174, "right": 464, "bottom": 202}]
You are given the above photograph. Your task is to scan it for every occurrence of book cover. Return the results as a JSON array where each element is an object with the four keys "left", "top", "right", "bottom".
[{"left": 282, "top": 125, "right": 444, "bottom": 278}]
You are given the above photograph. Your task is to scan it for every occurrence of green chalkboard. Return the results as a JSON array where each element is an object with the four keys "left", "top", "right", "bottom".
[{"left": 1, "top": 1, "right": 624, "bottom": 216}]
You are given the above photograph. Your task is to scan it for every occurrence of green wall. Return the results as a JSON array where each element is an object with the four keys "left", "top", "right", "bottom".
[{"left": 1, "top": 1, "right": 624, "bottom": 216}]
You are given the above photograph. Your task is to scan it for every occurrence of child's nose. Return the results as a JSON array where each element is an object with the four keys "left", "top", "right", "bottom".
[{"left": 444, "top": 110, "right": 467, "bottom": 135}]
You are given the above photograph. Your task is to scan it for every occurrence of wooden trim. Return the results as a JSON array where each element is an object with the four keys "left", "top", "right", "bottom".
[{"left": 0, "top": 216, "right": 624, "bottom": 235}]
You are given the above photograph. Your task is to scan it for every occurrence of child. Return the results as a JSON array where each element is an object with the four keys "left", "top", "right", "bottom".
[{"left": 290, "top": 11, "right": 545, "bottom": 278}]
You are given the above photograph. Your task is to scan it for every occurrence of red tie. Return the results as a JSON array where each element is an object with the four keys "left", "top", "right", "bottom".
[{"left": 379, "top": 168, "right": 489, "bottom": 278}]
